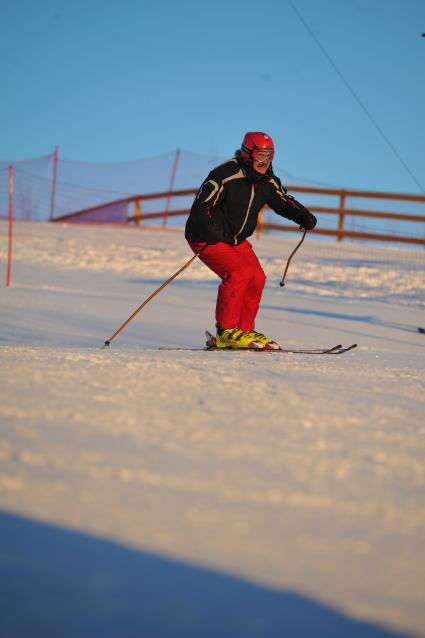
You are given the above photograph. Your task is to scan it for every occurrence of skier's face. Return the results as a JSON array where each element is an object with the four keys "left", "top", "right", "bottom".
[{"left": 252, "top": 149, "right": 273, "bottom": 174}]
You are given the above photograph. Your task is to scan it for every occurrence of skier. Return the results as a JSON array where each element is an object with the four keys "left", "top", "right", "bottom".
[{"left": 185, "top": 132, "right": 317, "bottom": 350}]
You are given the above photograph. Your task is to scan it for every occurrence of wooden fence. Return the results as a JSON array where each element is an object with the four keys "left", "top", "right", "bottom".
[{"left": 55, "top": 185, "right": 425, "bottom": 247}]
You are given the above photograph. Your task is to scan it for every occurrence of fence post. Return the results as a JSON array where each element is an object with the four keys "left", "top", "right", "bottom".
[
  {"left": 134, "top": 199, "right": 142, "bottom": 226},
  {"left": 6, "top": 166, "right": 13, "bottom": 287},
  {"left": 163, "top": 148, "right": 181, "bottom": 228},
  {"left": 256, "top": 208, "right": 264, "bottom": 239},
  {"left": 49, "top": 145, "right": 59, "bottom": 221},
  {"left": 337, "top": 190, "right": 346, "bottom": 242}
]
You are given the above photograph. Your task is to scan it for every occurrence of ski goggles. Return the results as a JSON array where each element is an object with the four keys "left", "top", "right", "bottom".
[{"left": 252, "top": 149, "right": 274, "bottom": 163}]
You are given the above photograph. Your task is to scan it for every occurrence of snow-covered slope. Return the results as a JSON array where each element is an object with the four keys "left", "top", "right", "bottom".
[{"left": 1, "top": 221, "right": 424, "bottom": 637}]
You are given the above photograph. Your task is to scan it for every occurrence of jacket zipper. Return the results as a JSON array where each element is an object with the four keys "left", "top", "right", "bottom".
[{"left": 234, "top": 184, "right": 255, "bottom": 245}]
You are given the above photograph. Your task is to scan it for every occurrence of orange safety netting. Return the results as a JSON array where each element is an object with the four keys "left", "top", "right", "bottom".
[
  {"left": 3, "top": 151, "right": 423, "bottom": 245},
  {"left": 0, "top": 150, "right": 233, "bottom": 223}
]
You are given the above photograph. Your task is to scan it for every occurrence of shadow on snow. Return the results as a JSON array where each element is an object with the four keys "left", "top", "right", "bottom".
[
  {"left": 262, "top": 304, "right": 424, "bottom": 338},
  {"left": 0, "top": 510, "right": 411, "bottom": 638}
]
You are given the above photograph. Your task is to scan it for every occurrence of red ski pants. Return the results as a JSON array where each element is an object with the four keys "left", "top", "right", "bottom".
[{"left": 188, "top": 240, "right": 266, "bottom": 332}]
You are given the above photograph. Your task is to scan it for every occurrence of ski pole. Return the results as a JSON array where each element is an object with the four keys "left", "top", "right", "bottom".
[
  {"left": 279, "top": 229, "right": 307, "bottom": 287},
  {"left": 102, "top": 247, "right": 206, "bottom": 348}
]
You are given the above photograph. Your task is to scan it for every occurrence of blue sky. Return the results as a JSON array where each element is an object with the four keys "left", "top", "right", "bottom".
[{"left": 1, "top": 0, "right": 424, "bottom": 193}]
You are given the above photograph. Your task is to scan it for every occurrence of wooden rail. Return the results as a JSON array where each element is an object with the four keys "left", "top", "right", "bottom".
[{"left": 53, "top": 185, "right": 425, "bottom": 247}]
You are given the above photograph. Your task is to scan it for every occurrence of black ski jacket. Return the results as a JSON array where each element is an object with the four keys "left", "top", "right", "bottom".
[{"left": 185, "top": 153, "right": 316, "bottom": 245}]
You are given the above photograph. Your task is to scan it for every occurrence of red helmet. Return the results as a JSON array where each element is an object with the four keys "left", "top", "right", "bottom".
[{"left": 241, "top": 131, "right": 274, "bottom": 163}]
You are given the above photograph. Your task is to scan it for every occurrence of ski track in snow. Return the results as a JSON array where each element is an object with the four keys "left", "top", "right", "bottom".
[{"left": 0, "top": 221, "right": 425, "bottom": 637}]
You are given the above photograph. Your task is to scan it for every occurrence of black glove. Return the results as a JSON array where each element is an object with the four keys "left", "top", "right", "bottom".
[{"left": 298, "top": 209, "right": 317, "bottom": 230}]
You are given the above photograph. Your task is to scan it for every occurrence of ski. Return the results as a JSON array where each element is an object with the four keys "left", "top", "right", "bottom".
[
  {"left": 205, "top": 344, "right": 357, "bottom": 354},
  {"left": 159, "top": 345, "right": 356, "bottom": 354},
  {"left": 158, "top": 330, "right": 357, "bottom": 354},
  {"left": 159, "top": 342, "right": 357, "bottom": 355},
  {"left": 204, "top": 330, "right": 356, "bottom": 354},
  {"left": 205, "top": 331, "right": 341, "bottom": 353}
]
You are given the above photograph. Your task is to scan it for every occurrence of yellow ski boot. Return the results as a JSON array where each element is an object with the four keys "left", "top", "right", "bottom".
[
  {"left": 215, "top": 327, "right": 265, "bottom": 349},
  {"left": 246, "top": 330, "right": 281, "bottom": 350}
]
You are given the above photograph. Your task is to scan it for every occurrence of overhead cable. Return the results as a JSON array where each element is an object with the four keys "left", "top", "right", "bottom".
[{"left": 288, "top": 0, "right": 425, "bottom": 193}]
